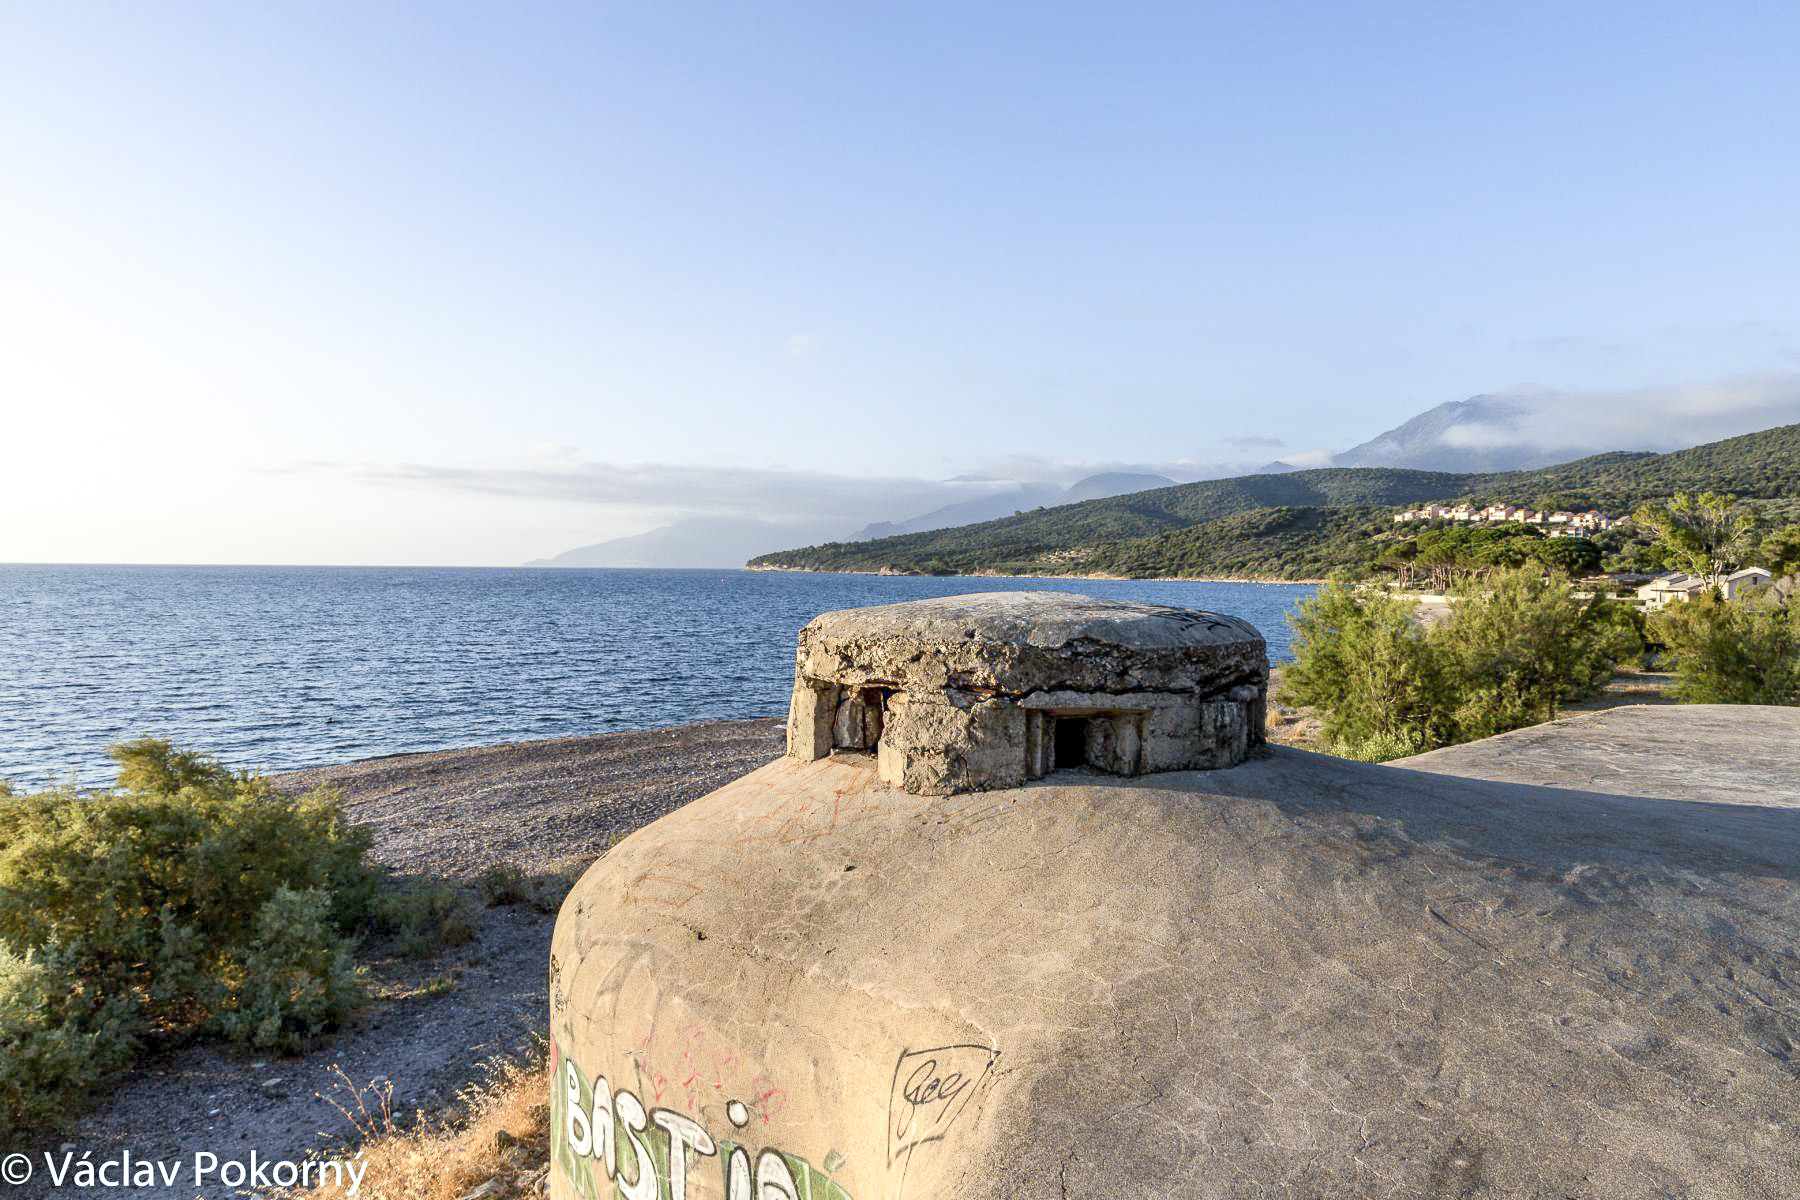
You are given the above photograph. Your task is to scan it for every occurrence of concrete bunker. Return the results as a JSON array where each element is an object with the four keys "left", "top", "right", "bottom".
[
  {"left": 785, "top": 592, "right": 1268, "bottom": 795},
  {"left": 552, "top": 612, "right": 1800, "bottom": 1199}
]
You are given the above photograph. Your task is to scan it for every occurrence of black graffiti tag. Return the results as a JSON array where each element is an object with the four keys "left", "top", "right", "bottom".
[
  {"left": 903, "top": 1058, "right": 968, "bottom": 1110},
  {"left": 888, "top": 1044, "right": 999, "bottom": 1164}
]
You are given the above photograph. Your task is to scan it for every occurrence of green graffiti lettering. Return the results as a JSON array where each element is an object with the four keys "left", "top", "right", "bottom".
[{"left": 554, "top": 1055, "right": 853, "bottom": 1200}]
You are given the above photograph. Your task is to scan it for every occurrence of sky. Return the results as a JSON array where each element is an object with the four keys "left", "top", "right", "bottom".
[{"left": 3, "top": 1, "right": 1799, "bottom": 565}]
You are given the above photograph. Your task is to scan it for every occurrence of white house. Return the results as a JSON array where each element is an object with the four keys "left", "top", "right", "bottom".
[
  {"left": 1637, "top": 573, "right": 1707, "bottom": 610},
  {"left": 1637, "top": 567, "right": 1775, "bottom": 609},
  {"left": 1722, "top": 567, "right": 1774, "bottom": 600}
]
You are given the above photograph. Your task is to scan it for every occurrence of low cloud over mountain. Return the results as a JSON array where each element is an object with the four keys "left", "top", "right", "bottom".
[{"left": 1334, "top": 374, "right": 1800, "bottom": 472}]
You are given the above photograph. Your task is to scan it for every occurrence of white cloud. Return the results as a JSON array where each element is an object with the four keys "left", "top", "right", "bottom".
[
  {"left": 285, "top": 454, "right": 1046, "bottom": 528},
  {"left": 1440, "top": 374, "right": 1800, "bottom": 455},
  {"left": 955, "top": 455, "right": 1246, "bottom": 486},
  {"left": 784, "top": 334, "right": 822, "bottom": 359}
]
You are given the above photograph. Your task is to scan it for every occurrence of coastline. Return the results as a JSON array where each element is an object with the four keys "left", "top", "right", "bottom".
[{"left": 746, "top": 564, "right": 1329, "bottom": 585}]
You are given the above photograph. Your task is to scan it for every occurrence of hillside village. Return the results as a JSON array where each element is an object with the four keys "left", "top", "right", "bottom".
[
  {"left": 1391, "top": 502, "right": 1628, "bottom": 536},
  {"left": 1384, "top": 503, "right": 1785, "bottom": 608}
]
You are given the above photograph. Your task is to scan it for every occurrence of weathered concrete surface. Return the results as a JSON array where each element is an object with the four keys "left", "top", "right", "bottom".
[
  {"left": 1399, "top": 702, "right": 1800, "bottom": 808},
  {"left": 550, "top": 706, "right": 1800, "bottom": 1199},
  {"left": 787, "top": 592, "right": 1268, "bottom": 794},
  {"left": 794, "top": 591, "right": 1266, "bottom": 695}
]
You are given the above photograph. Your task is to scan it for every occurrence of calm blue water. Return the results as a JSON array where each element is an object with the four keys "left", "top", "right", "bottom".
[{"left": 0, "top": 567, "right": 1315, "bottom": 783}]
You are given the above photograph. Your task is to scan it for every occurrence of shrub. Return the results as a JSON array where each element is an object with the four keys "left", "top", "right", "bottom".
[
  {"left": 475, "top": 863, "right": 533, "bottom": 907},
  {"left": 0, "top": 944, "right": 139, "bottom": 1128},
  {"left": 1653, "top": 591, "right": 1800, "bottom": 705},
  {"left": 0, "top": 739, "right": 379, "bottom": 1128},
  {"left": 1285, "top": 569, "right": 1639, "bottom": 759},
  {"left": 1440, "top": 568, "right": 1626, "bottom": 739},
  {"left": 475, "top": 862, "right": 578, "bottom": 914},
  {"left": 373, "top": 879, "right": 481, "bottom": 957},
  {"left": 1282, "top": 584, "right": 1451, "bottom": 755},
  {"left": 214, "top": 887, "right": 365, "bottom": 1052}
]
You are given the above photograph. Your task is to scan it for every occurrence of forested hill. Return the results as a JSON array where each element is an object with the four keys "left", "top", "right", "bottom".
[
  {"left": 751, "top": 468, "right": 1467, "bottom": 573},
  {"left": 1460, "top": 422, "right": 1800, "bottom": 508},
  {"left": 749, "top": 423, "right": 1800, "bottom": 576}
]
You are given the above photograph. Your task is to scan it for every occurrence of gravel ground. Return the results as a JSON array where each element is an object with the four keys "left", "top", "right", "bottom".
[
  {"left": 13, "top": 718, "right": 786, "bottom": 1199},
  {"left": 278, "top": 717, "right": 788, "bottom": 878}
]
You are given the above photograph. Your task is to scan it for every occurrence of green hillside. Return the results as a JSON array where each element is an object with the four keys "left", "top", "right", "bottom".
[
  {"left": 749, "top": 423, "right": 1800, "bottom": 577},
  {"left": 1460, "top": 423, "right": 1800, "bottom": 509},
  {"left": 1065, "top": 506, "right": 1390, "bottom": 580},
  {"left": 750, "top": 467, "right": 1466, "bottom": 573}
]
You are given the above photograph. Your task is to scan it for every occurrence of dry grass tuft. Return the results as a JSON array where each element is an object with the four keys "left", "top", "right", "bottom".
[{"left": 305, "top": 1047, "right": 551, "bottom": 1200}]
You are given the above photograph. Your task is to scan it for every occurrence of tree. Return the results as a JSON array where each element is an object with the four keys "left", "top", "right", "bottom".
[
  {"left": 1439, "top": 569, "right": 1627, "bottom": 739},
  {"left": 1282, "top": 584, "right": 1450, "bottom": 756},
  {"left": 1375, "top": 537, "right": 1420, "bottom": 586},
  {"left": 1531, "top": 537, "right": 1602, "bottom": 577},
  {"left": 1652, "top": 591, "right": 1800, "bottom": 705},
  {"left": 1760, "top": 523, "right": 1800, "bottom": 576},
  {"left": 1631, "top": 491, "right": 1757, "bottom": 582}
]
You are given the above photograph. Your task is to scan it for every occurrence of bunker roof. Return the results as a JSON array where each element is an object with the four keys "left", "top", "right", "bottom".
[{"left": 796, "top": 591, "right": 1266, "bottom": 695}]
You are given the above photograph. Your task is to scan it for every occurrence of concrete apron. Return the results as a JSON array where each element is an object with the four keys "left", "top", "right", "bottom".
[{"left": 549, "top": 705, "right": 1800, "bottom": 1200}]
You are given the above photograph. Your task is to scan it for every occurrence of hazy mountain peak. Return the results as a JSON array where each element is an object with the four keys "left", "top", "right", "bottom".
[
  {"left": 848, "top": 483, "right": 1065, "bottom": 541},
  {"left": 1059, "top": 472, "right": 1178, "bottom": 504},
  {"left": 525, "top": 516, "right": 851, "bottom": 569},
  {"left": 1334, "top": 376, "right": 1800, "bottom": 473}
]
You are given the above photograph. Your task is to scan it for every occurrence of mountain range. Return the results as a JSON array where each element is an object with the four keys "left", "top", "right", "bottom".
[
  {"left": 528, "top": 472, "right": 1177, "bottom": 568},
  {"left": 749, "top": 422, "right": 1800, "bottom": 578},
  {"left": 527, "top": 385, "right": 1800, "bottom": 567}
]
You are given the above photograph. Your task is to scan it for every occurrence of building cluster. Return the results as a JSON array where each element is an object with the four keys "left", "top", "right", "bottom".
[
  {"left": 1635, "top": 568, "right": 1774, "bottom": 610},
  {"left": 1392, "top": 503, "right": 1626, "bottom": 537}
]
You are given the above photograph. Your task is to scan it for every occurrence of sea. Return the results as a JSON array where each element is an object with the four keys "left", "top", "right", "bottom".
[{"left": 0, "top": 566, "right": 1317, "bottom": 784}]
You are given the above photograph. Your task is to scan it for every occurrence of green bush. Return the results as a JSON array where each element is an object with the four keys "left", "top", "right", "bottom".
[
  {"left": 1653, "top": 591, "right": 1800, "bottom": 705},
  {"left": 1440, "top": 568, "right": 1627, "bottom": 740},
  {"left": 373, "top": 878, "right": 481, "bottom": 957},
  {"left": 1280, "top": 584, "right": 1451, "bottom": 755},
  {"left": 1284, "top": 569, "right": 1638, "bottom": 759},
  {"left": 475, "top": 862, "right": 533, "bottom": 907},
  {"left": 0, "top": 944, "right": 139, "bottom": 1128},
  {"left": 475, "top": 862, "right": 578, "bottom": 914},
  {"left": 0, "top": 739, "right": 379, "bottom": 1128},
  {"left": 214, "top": 887, "right": 365, "bottom": 1052}
]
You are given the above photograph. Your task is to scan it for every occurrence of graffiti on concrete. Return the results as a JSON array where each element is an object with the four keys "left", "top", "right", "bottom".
[
  {"left": 887, "top": 1044, "right": 999, "bottom": 1165},
  {"left": 553, "top": 1043, "right": 853, "bottom": 1200},
  {"left": 629, "top": 1018, "right": 788, "bottom": 1122}
]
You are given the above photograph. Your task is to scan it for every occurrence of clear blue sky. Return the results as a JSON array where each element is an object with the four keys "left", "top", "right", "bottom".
[{"left": 4, "top": 2, "right": 1798, "bottom": 563}]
